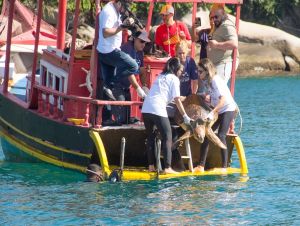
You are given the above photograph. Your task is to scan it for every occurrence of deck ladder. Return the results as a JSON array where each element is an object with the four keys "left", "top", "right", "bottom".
[
  {"left": 155, "top": 136, "right": 194, "bottom": 173},
  {"left": 182, "top": 138, "right": 193, "bottom": 172}
]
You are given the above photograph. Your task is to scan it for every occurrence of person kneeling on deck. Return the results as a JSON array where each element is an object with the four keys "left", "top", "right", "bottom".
[
  {"left": 86, "top": 164, "right": 104, "bottom": 182},
  {"left": 111, "top": 30, "right": 150, "bottom": 124},
  {"left": 97, "top": 0, "right": 147, "bottom": 101},
  {"left": 142, "top": 57, "right": 192, "bottom": 174},
  {"left": 194, "top": 58, "right": 237, "bottom": 174}
]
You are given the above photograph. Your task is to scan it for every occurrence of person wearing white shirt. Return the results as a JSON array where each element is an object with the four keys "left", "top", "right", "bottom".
[
  {"left": 97, "top": 0, "right": 146, "bottom": 99},
  {"left": 142, "top": 57, "right": 191, "bottom": 174},
  {"left": 194, "top": 58, "right": 237, "bottom": 173}
]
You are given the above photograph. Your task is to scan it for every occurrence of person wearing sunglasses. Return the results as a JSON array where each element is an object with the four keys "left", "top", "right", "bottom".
[
  {"left": 155, "top": 4, "right": 191, "bottom": 57},
  {"left": 194, "top": 58, "right": 237, "bottom": 173},
  {"left": 110, "top": 30, "right": 151, "bottom": 125},
  {"left": 207, "top": 3, "right": 239, "bottom": 84}
]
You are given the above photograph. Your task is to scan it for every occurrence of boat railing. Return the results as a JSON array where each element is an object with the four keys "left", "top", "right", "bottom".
[{"left": 34, "top": 84, "right": 143, "bottom": 128}]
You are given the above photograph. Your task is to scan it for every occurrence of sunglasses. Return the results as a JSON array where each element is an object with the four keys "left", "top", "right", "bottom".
[{"left": 210, "top": 15, "right": 219, "bottom": 20}]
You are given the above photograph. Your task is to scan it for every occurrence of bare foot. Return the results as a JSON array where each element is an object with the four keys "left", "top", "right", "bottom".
[
  {"left": 193, "top": 165, "right": 204, "bottom": 173},
  {"left": 220, "top": 168, "right": 227, "bottom": 174},
  {"left": 148, "top": 165, "right": 156, "bottom": 172},
  {"left": 164, "top": 167, "right": 178, "bottom": 174}
]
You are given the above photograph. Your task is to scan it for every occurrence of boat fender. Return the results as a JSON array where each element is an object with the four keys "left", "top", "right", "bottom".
[{"left": 108, "top": 169, "right": 122, "bottom": 182}]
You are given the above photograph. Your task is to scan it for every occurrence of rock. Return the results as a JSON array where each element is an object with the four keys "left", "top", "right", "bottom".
[
  {"left": 74, "top": 24, "right": 95, "bottom": 44},
  {"left": 237, "top": 42, "right": 286, "bottom": 75},
  {"left": 238, "top": 18, "right": 300, "bottom": 63}
]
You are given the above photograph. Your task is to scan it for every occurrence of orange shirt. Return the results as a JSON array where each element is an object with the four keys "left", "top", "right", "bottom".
[{"left": 155, "top": 21, "right": 191, "bottom": 57}]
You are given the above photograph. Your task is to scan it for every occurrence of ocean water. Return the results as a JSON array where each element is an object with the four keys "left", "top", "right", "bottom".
[{"left": 1, "top": 76, "right": 300, "bottom": 225}]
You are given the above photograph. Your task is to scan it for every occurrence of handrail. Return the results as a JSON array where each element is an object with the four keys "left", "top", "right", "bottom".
[
  {"left": 35, "top": 84, "right": 142, "bottom": 106},
  {"left": 33, "top": 84, "right": 143, "bottom": 128}
]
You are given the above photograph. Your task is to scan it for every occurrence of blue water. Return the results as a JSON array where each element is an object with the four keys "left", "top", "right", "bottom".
[{"left": 1, "top": 76, "right": 300, "bottom": 225}]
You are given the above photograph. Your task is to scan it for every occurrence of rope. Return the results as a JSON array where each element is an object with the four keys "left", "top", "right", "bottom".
[{"left": 235, "top": 104, "right": 243, "bottom": 136}]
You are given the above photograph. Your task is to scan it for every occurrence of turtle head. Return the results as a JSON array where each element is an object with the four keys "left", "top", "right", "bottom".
[{"left": 192, "top": 118, "right": 206, "bottom": 143}]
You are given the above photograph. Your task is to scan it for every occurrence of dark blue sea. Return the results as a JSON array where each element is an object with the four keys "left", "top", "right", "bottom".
[{"left": 1, "top": 76, "right": 300, "bottom": 225}]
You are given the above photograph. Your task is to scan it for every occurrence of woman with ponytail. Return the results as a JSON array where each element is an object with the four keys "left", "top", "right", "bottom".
[{"left": 142, "top": 57, "right": 191, "bottom": 174}]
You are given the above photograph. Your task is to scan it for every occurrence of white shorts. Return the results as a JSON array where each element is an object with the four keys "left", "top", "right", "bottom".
[{"left": 216, "top": 59, "right": 239, "bottom": 84}]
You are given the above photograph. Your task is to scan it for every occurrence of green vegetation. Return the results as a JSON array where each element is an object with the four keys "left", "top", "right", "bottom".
[
  {"left": 240, "top": 0, "right": 300, "bottom": 26},
  {"left": 4, "top": 0, "right": 300, "bottom": 28}
]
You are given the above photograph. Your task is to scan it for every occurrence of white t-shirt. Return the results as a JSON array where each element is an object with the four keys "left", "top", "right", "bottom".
[
  {"left": 97, "top": 2, "right": 122, "bottom": 53},
  {"left": 142, "top": 73, "right": 180, "bottom": 117},
  {"left": 209, "top": 75, "right": 236, "bottom": 114}
]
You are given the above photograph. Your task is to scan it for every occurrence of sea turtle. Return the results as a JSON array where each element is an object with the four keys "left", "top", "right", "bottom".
[{"left": 174, "top": 94, "right": 227, "bottom": 149}]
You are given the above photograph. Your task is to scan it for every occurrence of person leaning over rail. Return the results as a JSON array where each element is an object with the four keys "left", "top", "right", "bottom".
[
  {"left": 207, "top": 3, "right": 239, "bottom": 83},
  {"left": 97, "top": 0, "right": 147, "bottom": 101},
  {"left": 142, "top": 57, "right": 192, "bottom": 174},
  {"left": 194, "top": 58, "right": 237, "bottom": 174},
  {"left": 155, "top": 4, "right": 191, "bottom": 57},
  {"left": 111, "top": 30, "right": 151, "bottom": 124}
]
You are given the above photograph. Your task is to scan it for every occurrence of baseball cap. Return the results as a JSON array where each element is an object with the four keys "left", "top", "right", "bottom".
[
  {"left": 135, "top": 30, "right": 151, "bottom": 42},
  {"left": 160, "top": 5, "right": 174, "bottom": 15},
  {"left": 210, "top": 3, "right": 225, "bottom": 13}
]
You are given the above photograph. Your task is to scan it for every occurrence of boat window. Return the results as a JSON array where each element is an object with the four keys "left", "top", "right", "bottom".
[
  {"left": 55, "top": 76, "right": 60, "bottom": 91},
  {"left": 41, "top": 66, "right": 47, "bottom": 86},
  {"left": 48, "top": 72, "right": 53, "bottom": 88}
]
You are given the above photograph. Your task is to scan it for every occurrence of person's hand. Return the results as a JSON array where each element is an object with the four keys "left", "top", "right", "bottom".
[
  {"left": 121, "top": 17, "right": 134, "bottom": 29},
  {"left": 204, "top": 94, "right": 210, "bottom": 103},
  {"left": 206, "top": 111, "right": 214, "bottom": 121},
  {"left": 183, "top": 114, "right": 191, "bottom": 125},
  {"left": 136, "top": 86, "right": 147, "bottom": 99},
  {"left": 179, "top": 31, "right": 186, "bottom": 40},
  {"left": 142, "top": 86, "right": 149, "bottom": 95},
  {"left": 208, "top": 39, "right": 218, "bottom": 48}
]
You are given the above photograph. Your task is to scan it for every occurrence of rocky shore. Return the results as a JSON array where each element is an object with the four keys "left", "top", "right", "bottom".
[
  {"left": 183, "top": 12, "right": 300, "bottom": 77},
  {"left": 44, "top": 7, "right": 300, "bottom": 77}
]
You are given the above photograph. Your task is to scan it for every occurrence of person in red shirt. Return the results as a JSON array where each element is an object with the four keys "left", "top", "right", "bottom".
[{"left": 155, "top": 5, "right": 191, "bottom": 57}]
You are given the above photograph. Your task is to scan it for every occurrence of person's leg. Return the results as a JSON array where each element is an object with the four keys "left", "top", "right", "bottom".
[
  {"left": 217, "top": 111, "right": 235, "bottom": 168},
  {"left": 114, "top": 50, "right": 138, "bottom": 81},
  {"left": 98, "top": 52, "right": 116, "bottom": 86},
  {"left": 216, "top": 62, "right": 232, "bottom": 84},
  {"left": 96, "top": 53, "right": 113, "bottom": 122},
  {"left": 153, "top": 116, "right": 174, "bottom": 171},
  {"left": 194, "top": 118, "right": 221, "bottom": 172},
  {"left": 124, "top": 88, "right": 131, "bottom": 124},
  {"left": 111, "top": 84, "right": 127, "bottom": 124},
  {"left": 142, "top": 113, "right": 156, "bottom": 170}
]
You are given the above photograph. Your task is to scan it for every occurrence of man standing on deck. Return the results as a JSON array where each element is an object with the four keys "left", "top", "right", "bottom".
[
  {"left": 97, "top": 0, "right": 147, "bottom": 100},
  {"left": 207, "top": 4, "right": 239, "bottom": 83},
  {"left": 155, "top": 4, "right": 191, "bottom": 57}
]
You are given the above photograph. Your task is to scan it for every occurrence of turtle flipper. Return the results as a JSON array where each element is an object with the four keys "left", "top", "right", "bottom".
[
  {"left": 206, "top": 127, "right": 227, "bottom": 149},
  {"left": 172, "top": 130, "right": 192, "bottom": 149}
]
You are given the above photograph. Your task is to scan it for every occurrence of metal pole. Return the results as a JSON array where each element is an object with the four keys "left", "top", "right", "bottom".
[
  {"left": 191, "top": 2, "right": 197, "bottom": 58},
  {"left": 2, "top": 0, "right": 16, "bottom": 93},
  {"left": 29, "top": 0, "right": 43, "bottom": 101},
  {"left": 57, "top": 0, "right": 67, "bottom": 50},
  {"left": 67, "top": 0, "right": 81, "bottom": 94},
  {"left": 120, "top": 137, "right": 126, "bottom": 172},
  {"left": 230, "top": 4, "right": 241, "bottom": 97}
]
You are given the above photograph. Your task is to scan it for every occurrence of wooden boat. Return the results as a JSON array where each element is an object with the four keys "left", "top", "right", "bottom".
[{"left": 0, "top": 0, "right": 248, "bottom": 180}]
